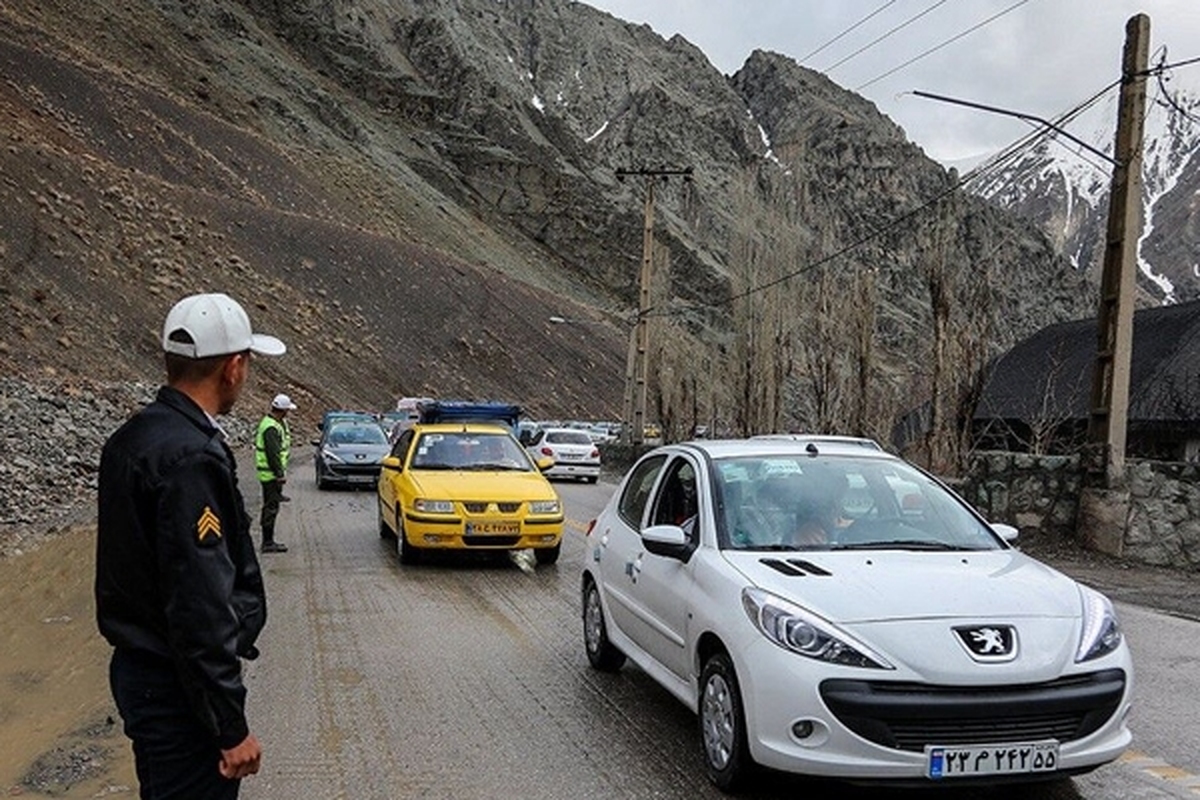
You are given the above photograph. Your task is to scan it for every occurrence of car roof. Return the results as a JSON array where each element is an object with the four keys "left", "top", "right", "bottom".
[
  {"left": 750, "top": 434, "right": 883, "bottom": 451},
  {"left": 411, "top": 422, "right": 515, "bottom": 435},
  {"left": 670, "top": 437, "right": 901, "bottom": 462}
]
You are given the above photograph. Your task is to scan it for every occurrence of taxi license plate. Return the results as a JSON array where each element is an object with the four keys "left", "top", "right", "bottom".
[
  {"left": 466, "top": 521, "right": 520, "bottom": 535},
  {"left": 927, "top": 741, "right": 1059, "bottom": 779}
]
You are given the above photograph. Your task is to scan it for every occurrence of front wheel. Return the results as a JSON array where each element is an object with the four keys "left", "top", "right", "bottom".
[
  {"left": 699, "top": 653, "right": 754, "bottom": 792},
  {"left": 582, "top": 578, "right": 625, "bottom": 672},
  {"left": 397, "top": 510, "right": 420, "bottom": 564},
  {"left": 378, "top": 498, "right": 394, "bottom": 539},
  {"left": 534, "top": 542, "right": 561, "bottom": 565}
]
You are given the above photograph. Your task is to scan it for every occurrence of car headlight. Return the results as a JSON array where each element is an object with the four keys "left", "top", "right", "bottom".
[
  {"left": 742, "top": 588, "right": 894, "bottom": 669},
  {"left": 1076, "top": 585, "right": 1123, "bottom": 662},
  {"left": 528, "top": 499, "right": 561, "bottom": 514},
  {"left": 321, "top": 447, "right": 344, "bottom": 463},
  {"left": 414, "top": 499, "right": 454, "bottom": 513}
]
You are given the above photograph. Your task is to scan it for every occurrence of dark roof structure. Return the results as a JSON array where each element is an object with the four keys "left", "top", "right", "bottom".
[{"left": 975, "top": 299, "right": 1200, "bottom": 424}]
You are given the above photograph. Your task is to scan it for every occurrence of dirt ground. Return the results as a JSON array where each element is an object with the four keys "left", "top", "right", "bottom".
[
  {"left": 0, "top": 525, "right": 135, "bottom": 797},
  {"left": 0, "top": 522, "right": 1196, "bottom": 798}
]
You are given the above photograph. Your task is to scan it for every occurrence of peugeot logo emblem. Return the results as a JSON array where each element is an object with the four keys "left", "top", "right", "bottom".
[{"left": 953, "top": 625, "right": 1018, "bottom": 662}]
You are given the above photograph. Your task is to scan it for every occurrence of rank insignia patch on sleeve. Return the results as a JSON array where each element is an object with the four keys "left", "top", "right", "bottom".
[{"left": 197, "top": 506, "right": 223, "bottom": 545}]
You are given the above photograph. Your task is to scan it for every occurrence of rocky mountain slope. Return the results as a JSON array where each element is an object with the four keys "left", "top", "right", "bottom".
[
  {"left": 1, "top": 0, "right": 1098, "bottom": 539},
  {"left": 971, "top": 79, "right": 1200, "bottom": 303}
]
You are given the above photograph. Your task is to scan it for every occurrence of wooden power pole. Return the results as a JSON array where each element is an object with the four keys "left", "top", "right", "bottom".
[
  {"left": 1087, "top": 14, "right": 1150, "bottom": 486},
  {"left": 616, "top": 166, "right": 692, "bottom": 446}
]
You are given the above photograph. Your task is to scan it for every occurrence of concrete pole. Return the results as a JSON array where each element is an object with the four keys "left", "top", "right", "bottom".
[
  {"left": 1087, "top": 13, "right": 1150, "bottom": 486},
  {"left": 631, "top": 177, "right": 654, "bottom": 447}
]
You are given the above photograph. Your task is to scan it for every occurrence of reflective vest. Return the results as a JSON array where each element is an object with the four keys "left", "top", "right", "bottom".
[{"left": 255, "top": 415, "right": 290, "bottom": 482}]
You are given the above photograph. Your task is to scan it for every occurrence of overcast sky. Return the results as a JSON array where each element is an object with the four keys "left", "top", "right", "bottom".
[{"left": 583, "top": 1, "right": 1200, "bottom": 166}]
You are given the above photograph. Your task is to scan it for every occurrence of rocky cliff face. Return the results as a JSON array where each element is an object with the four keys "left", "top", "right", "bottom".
[
  {"left": 0, "top": 0, "right": 1095, "bottom": 447},
  {"left": 972, "top": 85, "right": 1200, "bottom": 304}
]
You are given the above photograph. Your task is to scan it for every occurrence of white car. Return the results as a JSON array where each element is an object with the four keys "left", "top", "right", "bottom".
[
  {"left": 526, "top": 427, "right": 601, "bottom": 483},
  {"left": 581, "top": 437, "right": 1132, "bottom": 790}
]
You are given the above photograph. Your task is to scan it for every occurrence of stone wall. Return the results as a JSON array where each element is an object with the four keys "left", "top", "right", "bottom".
[
  {"left": 957, "top": 450, "right": 1200, "bottom": 570},
  {"left": 1124, "top": 460, "right": 1200, "bottom": 567},
  {"left": 956, "top": 452, "right": 1083, "bottom": 543}
]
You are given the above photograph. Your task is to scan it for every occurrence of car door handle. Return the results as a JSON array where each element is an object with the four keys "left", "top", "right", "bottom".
[{"left": 625, "top": 555, "right": 643, "bottom": 583}]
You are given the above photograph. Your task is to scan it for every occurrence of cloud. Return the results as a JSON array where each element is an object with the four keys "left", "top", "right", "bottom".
[{"left": 583, "top": 0, "right": 1200, "bottom": 164}]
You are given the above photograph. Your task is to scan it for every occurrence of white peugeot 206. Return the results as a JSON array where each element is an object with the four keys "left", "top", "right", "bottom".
[{"left": 581, "top": 437, "right": 1132, "bottom": 791}]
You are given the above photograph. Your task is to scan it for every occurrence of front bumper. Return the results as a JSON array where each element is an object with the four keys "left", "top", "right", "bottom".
[
  {"left": 403, "top": 511, "right": 563, "bottom": 550},
  {"left": 733, "top": 637, "right": 1133, "bottom": 782}
]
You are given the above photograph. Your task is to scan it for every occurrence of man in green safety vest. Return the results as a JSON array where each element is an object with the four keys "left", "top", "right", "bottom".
[{"left": 255, "top": 393, "right": 296, "bottom": 553}]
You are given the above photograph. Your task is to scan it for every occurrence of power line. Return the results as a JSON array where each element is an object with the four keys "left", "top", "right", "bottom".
[
  {"left": 1149, "top": 48, "right": 1200, "bottom": 125},
  {"left": 821, "top": 0, "right": 951, "bottom": 74},
  {"left": 800, "top": 0, "right": 901, "bottom": 63},
  {"left": 652, "top": 81, "right": 1123, "bottom": 318},
  {"left": 856, "top": 0, "right": 1034, "bottom": 92}
]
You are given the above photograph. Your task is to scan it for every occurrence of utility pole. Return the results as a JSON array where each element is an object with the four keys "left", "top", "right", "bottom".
[
  {"left": 616, "top": 166, "right": 693, "bottom": 446},
  {"left": 1087, "top": 13, "right": 1150, "bottom": 486}
]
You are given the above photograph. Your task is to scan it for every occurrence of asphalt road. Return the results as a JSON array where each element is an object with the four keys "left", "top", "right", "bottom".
[{"left": 237, "top": 459, "right": 1200, "bottom": 800}]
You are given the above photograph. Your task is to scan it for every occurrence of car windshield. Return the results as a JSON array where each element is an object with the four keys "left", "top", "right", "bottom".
[
  {"left": 546, "top": 431, "right": 593, "bottom": 445},
  {"left": 327, "top": 422, "right": 388, "bottom": 446},
  {"left": 410, "top": 431, "right": 534, "bottom": 471},
  {"left": 714, "top": 455, "right": 1002, "bottom": 552}
]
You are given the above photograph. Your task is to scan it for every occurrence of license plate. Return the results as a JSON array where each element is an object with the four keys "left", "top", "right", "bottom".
[
  {"left": 559, "top": 452, "right": 582, "bottom": 460},
  {"left": 466, "top": 521, "right": 520, "bottom": 535},
  {"left": 927, "top": 741, "right": 1059, "bottom": 779}
]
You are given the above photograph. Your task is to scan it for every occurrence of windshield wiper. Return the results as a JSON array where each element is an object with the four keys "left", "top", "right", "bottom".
[
  {"left": 463, "top": 463, "right": 527, "bottom": 472},
  {"left": 830, "top": 540, "right": 978, "bottom": 552},
  {"left": 735, "top": 543, "right": 809, "bottom": 552}
]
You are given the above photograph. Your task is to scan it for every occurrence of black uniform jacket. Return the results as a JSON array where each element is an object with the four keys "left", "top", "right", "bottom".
[{"left": 96, "top": 385, "right": 267, "bottom": 749}]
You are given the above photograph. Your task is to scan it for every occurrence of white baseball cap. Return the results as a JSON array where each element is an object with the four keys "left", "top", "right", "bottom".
[
  {"left": 271, "top": 393, "right": 298, "bottom": 411},
  {"left": 162, "top": 293, "right": 286, "bottom": 358}
]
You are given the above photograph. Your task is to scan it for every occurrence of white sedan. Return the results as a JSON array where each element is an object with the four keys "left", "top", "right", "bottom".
[
  {"left": 526, "top": 427, "right": 601, "bottom": 483},
  {"left": 581, "top": 438, "right": 1132, "bottom": 790}
]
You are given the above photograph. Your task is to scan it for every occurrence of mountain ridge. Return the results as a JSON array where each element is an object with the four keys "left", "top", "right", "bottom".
[{"left": 1, "top": 0, "right": 1096, "bottom": 450}]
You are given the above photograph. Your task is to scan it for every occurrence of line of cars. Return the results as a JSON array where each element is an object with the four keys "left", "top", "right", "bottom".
[
  {"left": 318, "top": 404, "right": 1134, "bottom": 791},
  {"left": 314, "top": 401, "right": 568, "bottom": 565}
]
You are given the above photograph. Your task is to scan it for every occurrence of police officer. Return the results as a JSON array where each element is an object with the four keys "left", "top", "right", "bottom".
[
  {"left": 255, "top": 393, "right": 296, "bottom": 553},
  {"left": 96, "top": 292, "right": 285, "bottom": 799}
]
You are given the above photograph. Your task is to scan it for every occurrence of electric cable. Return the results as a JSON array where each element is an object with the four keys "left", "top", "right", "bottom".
[
  {"left": 648, "top": 79, "right": 1123, "bottom": 318},
  {"left": 799, "top": 0, "right": 901, "bottom": 64},
  {"left": 821, "top": 0, "right": 951, "bottom": 73},
  {"left": 856, "top": 0, "right": 1034, "bottom": 92}
]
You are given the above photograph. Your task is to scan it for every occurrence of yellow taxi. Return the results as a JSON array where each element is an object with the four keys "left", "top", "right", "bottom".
[{"left": 377, "top": 422, "right": 564, "bottom": 565}]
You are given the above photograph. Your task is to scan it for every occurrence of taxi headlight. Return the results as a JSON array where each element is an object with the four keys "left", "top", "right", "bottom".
[
  {"left": 742, "top": 588, "right": 893, "bottom": 669},
  {"left": 529, "top": 499, "right": 561, "bottom": 514},
  {"left": 414, "top": 499, "right": 454, "bottom": 514},
  {"left": 1077, "top": 585, "right": 1123, "bottom": 662}
]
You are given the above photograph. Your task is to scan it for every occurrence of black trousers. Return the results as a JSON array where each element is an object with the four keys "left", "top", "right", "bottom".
[
  {"left": 110, "top": 649, "right": 240, "bottom": 800},
  {"left": 259, "top": 479, "right": 283, "bottom": 545}
]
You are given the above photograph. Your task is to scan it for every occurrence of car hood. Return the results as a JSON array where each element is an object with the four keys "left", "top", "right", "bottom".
[
  {"left": 724, "top": 550, "right": 1081, "bottom": 623},
  {"left": 408, "top": 469, "right": 557, "bottom": 500},
  {"left": 325, "top": 443, "right": 390, "bottom": 460}
]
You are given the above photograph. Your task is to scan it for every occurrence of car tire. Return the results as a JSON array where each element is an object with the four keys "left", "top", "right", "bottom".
[
  {"left": 699, "top": 652, "right": 754, "bottom": 792},
  {"left": 377, "top": 499, "right": 394, "bottom": 540},
  {"left": 582, "top": 578, "right": 625, "bottom": 672},
  {"left": 534, "top": 542, "right": 561, "bottom": 565},
  {"left": 316, "top": 467, "right": 327, "bottom": 491},
  {"left": 585, "top": 476, "right": 598, "bottom": 484},
  {"left": 397, "top": 510, "right": 420, "bottom": 565}
]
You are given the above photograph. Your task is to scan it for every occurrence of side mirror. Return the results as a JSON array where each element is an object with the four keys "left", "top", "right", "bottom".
[
  {"left": 311, "top": 438, "right": 321, "bottom": 446},
  {"left": 536, "top": 456, "right": 555, "bottom": 472},
  {"left": 381, "top": 456, "right": 403, "bottom": 473},
  {"left": 991, "top": 522, "right": 1019, "bottom": 544},
  {"left": 641, "top": 524, "right": 695, "bottom": 561}
]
